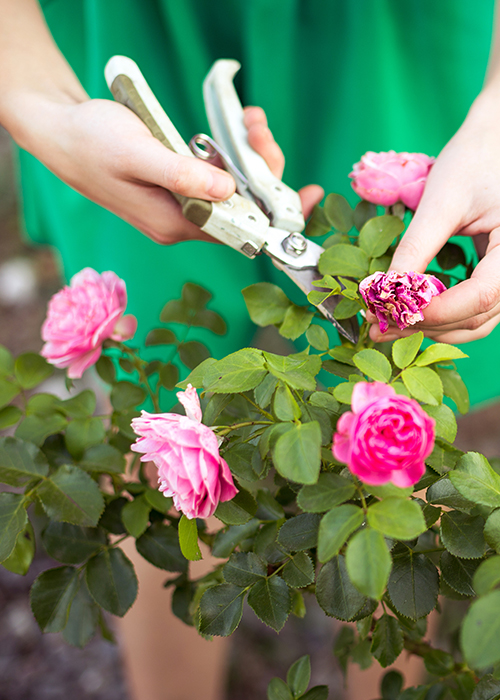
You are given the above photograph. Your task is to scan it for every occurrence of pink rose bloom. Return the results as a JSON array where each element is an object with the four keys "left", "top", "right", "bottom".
[
  {"left": 333, "top": 382, "right": 435, "bottom": 487},
  {"left": 131, "top": 385, "right": 238, "bottom": 519},
  {"left": 41, "top": 268, "right": 137, "bottom": 378},
  {"left": 349, "top": 151, "right": 435, "bottom": 210},
  {"left": 359, "top": 270, "right": 446, "bottom": 333}
]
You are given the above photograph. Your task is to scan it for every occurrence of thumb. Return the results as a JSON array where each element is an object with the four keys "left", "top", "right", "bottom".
[{"left": 390, "top": 192, "right": 461, "bottom": 273}]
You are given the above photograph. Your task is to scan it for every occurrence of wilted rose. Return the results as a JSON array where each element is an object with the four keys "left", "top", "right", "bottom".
[
  {"left": 131, "top": 385, "right": 238, "bottom": 519},
  {"left": 359, "top": 270, "right": 446, "bottom": 333},
  {"left": 349, "top": 151, "right": 434, "bottom": 210},
  {"left": 333, "top": 382, "right": 435, "bottom": 487},
  {"left": 41, "top": 268, "right": 137, "bottom": 378}
]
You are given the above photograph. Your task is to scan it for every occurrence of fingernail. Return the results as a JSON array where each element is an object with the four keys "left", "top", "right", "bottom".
[{"left": 206, "top": 171, "right": 234, "bottom": 199}]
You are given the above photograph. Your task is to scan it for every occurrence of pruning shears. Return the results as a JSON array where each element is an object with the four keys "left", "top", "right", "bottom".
[{"left": 104, "top": 56, "right": 359, "bottom": 344}]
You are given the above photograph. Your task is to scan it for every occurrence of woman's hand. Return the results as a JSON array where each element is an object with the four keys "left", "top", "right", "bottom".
[{"left": 369, "top": 90, "right": 500, "bottom": 344}]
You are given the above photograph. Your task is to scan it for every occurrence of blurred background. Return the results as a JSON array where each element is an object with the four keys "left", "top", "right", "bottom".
[{"left": 2, "top": 125, "right": 500, "bottom": 700}]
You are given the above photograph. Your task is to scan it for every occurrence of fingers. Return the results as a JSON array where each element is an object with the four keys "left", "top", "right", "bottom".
[
  {"left": 123, "top": 136, "right": 236, "bottom": 201},
  {"left": 244, "top": 106, "right": 285, "bottom": 179},
  {"left": 299, "top": 184, "right": 324, "bottom": 219}
]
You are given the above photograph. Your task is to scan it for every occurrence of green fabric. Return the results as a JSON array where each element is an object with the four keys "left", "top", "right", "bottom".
[{"left": 18, "top": 0, "right": 498, "bottom": 405}]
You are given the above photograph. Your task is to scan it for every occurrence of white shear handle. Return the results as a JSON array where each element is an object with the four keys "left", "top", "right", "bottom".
[{"left": 204, "top": 60, "right": 305, "bottom": 234}]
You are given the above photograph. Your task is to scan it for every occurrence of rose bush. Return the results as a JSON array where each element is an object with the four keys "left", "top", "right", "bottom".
[{"left": 1, "top": 156, "right": 498, "bottom": 700}]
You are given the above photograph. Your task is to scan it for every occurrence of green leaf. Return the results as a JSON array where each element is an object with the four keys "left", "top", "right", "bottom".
[
  {"left": 354, "top": 201, "right": 378, "bottom": 231},
  {"left": 145, "top": 328, "right": 177, "bottom": 346},
  {"left": 281, "top": 552, "right": 315, "bottom": 588},
  {"left": 198, "top": 583, "right": 245, "bottom": 636},
  {"left": 333, "top": 298, "right": 362, "bottom": 320},
  {"left": 248, "top": 576, "right": 291, "bottom": 631},
  {"left": 65, "top": 417, "right": 106, "bottom": 460},
  {"left": 440, "top": 551, "right": 479, "bottom": 597},
  {"left": 353, "top": 348, "right": 392, "bottom": 382},
  {"left": 14, "top": 353, "right": 53, "bottom": 389},
  {"left": 179, "top": 340, "right": 210, "bottom": 370},
  {"left": 62, "top": 579, "right": 99, "bottom": 648},
  {"left": 36, "top": 464, "right": 104, "bottom": 527},
  {"left": 215, "top": 488, "right": 257, "bottom": 525},
  {"left": 86, "top": 547, "right": 138, "bottom": 617},
  {"left": 370, "top": 615, "right": 404, "bottom": 668},
  {"left": 306, "top": 325, "right": 329, "bottom": 351},
  {"left": 484, "top": 510, "right": 500, "bottom": 553},
  {"left": 15, "top": 413, "right": 68, "bottom": 446},
  {"left": 324, "top": 193, "right": 353, "bottom": 232},
  {"left": 415, "top": 343, "right": 468, "bottom": 367},
  {"left": 387, "top": 547, "right": 439, "bottom": 620},
  {"left": 436, "top": 367, "right": 470, "bottom": 414},
  {"left": 30, "top": 566, "right": 79, "bottom": 632},
  {"left": 367, "top": 498, "right": 426, "bottom": 540},
  {"left": 473, "top": 556, "right": 500, "bottom": 596},
  {"left": 440, "top": 512, "right": 486, "bottom": 559},
  {"left": 0, "top": 436, "right": 48, "bottom": 486},
  {"left": 0, "top": 344, "right": 14, "bottom": 377},
  {"left": 0, "top": 492, "right": 28, "bottom": 561},
  {"left": 135, "top": 522, "right": 188, "bottom": 572},
  {"left": 346, "top": 528, "right": 392, "bottom": 599},
  {"left": 182, "top": 281, "right": 212, "bottom": 310},
  {"left": 470, "top": 676, "right": 500, "bottom": 700},
  {"left": 255, "top": 520, "right": 287, "bottom": 564},
  {"left": 159, "top": 362, "right": 179, "bottom": 390},
  {"left": 381, "top": 671, "right": 404, "bottom": 700},
  {"left": 424, "top": 649, "right": 455, "bottom": 677},
  {"left": 204, "top": 348, "right": 266, "bottom": 393},
  {"left": 223, "top": 443, "right": 261, "bottom": 483},
  {"left": 267, "top": 678, "right": 294, "bottom": 700},
  {"left": 427, "top": 477, "right": 474, "bottom": 512},
  {"left": 80, "top": 444, "right": 125, "bottom": 474},
  {"left": 437, "top": 242, "right": 467, "bottom": 271},
  {"left": 178, "top": 514, "right": 202, "bottom": 561},
  {"left": 212, "top": 519, "right": 260, "bottom": 558},
  {"left": 358, "top": 215, "right": 405, "bottom": 258},
  {"left": 308, "top": 392, "right": 340, "bottom": 415},
  {"left": 392, "top": 332, "right": 424, "bottom": 370},
  {"left": 369, "top": 255, "right": 392, "bottom": 275},
  {"left": 273, "top": 383, "right": 301, "bottom": 421},
  {"left": 287, "top": 655, "right": 311, "bottom": 698},
  {"left": 300, "top": 687, "right": 329, "bottom": 700},
  {"left": 223, "top": 552, "right": 266, "bottom": 586},
  {"left": 0, "top": 405, "right": 22, "bottom": 428},
  {"left": 1, "top": 521, "right": 35, "bottom": 575},
  {"left": 143, "top": 487, "right": 172, "bottom": 514},
  {"left": 365, "top": 483, "right": 413, "bottom": 500},
  {"left": 333, "top": 381, "right": 357, "bottom": 404},
  {"left": 450, "top": 453, "right": 500, "bottom": 508},
  {"left": 401, "top": 366, "right": 443, "bottom": 405},
  {"left": 318, "top": 245, "right": 369, "bottom": 279},
  {"left": 254, "top": 374, "right": 278, "bottom": 409},
  {"left": 461, "top": 590, "right": 500, "bottom": 669},
  {"left": 0, "top": 377, "right": 20, "bottom": 409},
  {"left": 274, "top": 422, "right": 321, "bottom": 485},
  {"left": 264, "top": 352, "right": 320, "bottom": 391},
  {"left": 279, "top": 305, "right": 314, "bottom": 341},
  {"left": 298, "top": 473, "right": 356, "bottom": 513},
  {"left": 423, "top": 404, "right": 457, "bottom": 443},
  {"left": 316, "top": 556, "right": 368, "bottom": 620},
  {"left": 95, "top": 355, "right": 116, "bottom": 384},
  {"left": 242, "top": 283, "right": 291, "bottom": 326},
  {"left": 60, "top": 390, "right": 96, "bottom": 419},
  {"left": 122, "top": 495, "right": 151, "bottom": 538},
  {"left": 42, "top": 522, "right": 107, "bottom": 564},
  {"left": 318, "top": 505, "right": 364, "bottom": 563},
  {"left": 256, "top": 490, "right": 285, "bottom": 520},
  {"left": 110, "top": 381, "right": 146, "bottom": 412},
  {"left": 306, "top": 203, "right": 331, "bottom": 238},
  {"left": 278, "top": 513, "right": 321, "bottom": 553}
]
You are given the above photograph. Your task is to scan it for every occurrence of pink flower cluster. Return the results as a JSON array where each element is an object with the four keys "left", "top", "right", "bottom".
[
  {"left": 333, "top": 382, "right": 435, "bottom": 487},
  {"left": 41, "top": 268, "right": 137, "bottom": 378},
  {"left": 349, "top": 151, "right": 434, "bottom": 211},
  {"left": 131, "top": 385, "right": 238, "bottom": 519},
  {"left": 360, "top": 270, "right": 446, "bottom": 333}
]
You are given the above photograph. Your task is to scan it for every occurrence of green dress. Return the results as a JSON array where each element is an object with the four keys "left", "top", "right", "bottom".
[{"left": 19, "top": 0, "right": 496, "bottom": 406}]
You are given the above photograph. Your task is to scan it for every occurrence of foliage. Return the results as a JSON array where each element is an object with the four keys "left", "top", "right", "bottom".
[{"left": 0, "top": 198, "right": 493, "bottom": 700}]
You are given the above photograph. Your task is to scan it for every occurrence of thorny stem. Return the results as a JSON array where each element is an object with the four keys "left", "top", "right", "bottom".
[
  {"left": 117, "top": 342, "right": 160, "bottom": 412},
  {"left": 241, "top": 393, "right": 274, "bottom": 420},
  {"left": 216, "top": 420, "right": 273, "bottom": 437}
]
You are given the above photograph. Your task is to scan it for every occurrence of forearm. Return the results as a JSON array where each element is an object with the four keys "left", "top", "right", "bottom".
[{"left": 0, "top": 0, "right": 87, "bottom": 148}]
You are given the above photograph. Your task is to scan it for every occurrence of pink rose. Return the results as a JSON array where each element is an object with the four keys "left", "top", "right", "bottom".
[
  {"left": 131, "top": 385, "right": 238, "bottom": 519},
  {"left": 349, "top": 151, "right": 435, "bottom": 210},
  {"left": 359, "top": 270, "right": 446, "bottom": 333},
  {"left": 41, "top": 268, "right": 137, "bottom": 378},
  {"left": 333, "top": 382, "right": 435, "bottom": 487}
]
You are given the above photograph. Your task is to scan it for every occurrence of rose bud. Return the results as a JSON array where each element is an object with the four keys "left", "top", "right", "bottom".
[
  {"left": 333, "top": 382, "right": 435, "bottom": 488},
  {"left": 40, "top": 268, "right": 137, "bottom": 378}
]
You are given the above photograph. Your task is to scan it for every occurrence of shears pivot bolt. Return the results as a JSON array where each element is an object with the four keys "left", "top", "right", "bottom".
[{"left": 282, "top": 233, "right": 307, "bottom": 257}]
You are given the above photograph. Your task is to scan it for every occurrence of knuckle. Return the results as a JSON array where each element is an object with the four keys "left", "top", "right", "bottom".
[
  {"left": 477, "top": 282, "right": 500, "bottom": 314},
  {"left": 167, "top": 160, "right": 192, "bottom": 195}
]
